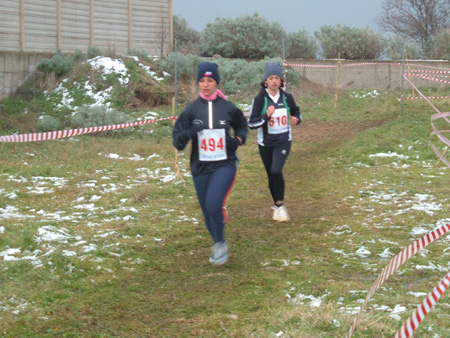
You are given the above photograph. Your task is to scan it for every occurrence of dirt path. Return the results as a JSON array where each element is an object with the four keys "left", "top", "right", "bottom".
[{"left": 293, "top": 118, "right": 384, "bottom": 144}]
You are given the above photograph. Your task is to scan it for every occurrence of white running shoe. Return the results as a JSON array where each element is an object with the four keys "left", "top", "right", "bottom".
[
  {"left": 275, "top": 204, "right": 290, "bottom": 222},
  {"left": 272, "top": 205, "right": 280, "bottom": 221},
  {"left": 209, "top": 241, "right": 229, "bottom": 266}
]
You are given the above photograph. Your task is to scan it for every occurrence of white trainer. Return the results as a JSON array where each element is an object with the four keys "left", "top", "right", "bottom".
[
  {"left": 276, "top": 204, "right": 290, "bottom": 222},
  {"left": 209, "top": 241, "right": 229, "bottom": 266},
  {"left": 272, "top": 205, "right": 280, "bottom": 221}
]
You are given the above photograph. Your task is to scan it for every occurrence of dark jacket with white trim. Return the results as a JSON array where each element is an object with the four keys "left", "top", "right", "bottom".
[
  {"left": 173, "top": 96, "right": 248, "bottom": 176},
  {"left": 248, "top": 87, "right": 301, "bottom": 146}
]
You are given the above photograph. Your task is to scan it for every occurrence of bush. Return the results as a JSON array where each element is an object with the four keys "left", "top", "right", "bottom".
[
  {"left": 37, "top": 115, "right": 62, "bottom": 132},
  {"left": 128, "top": 48, "right": 151, "bottom": 62},
  {"left": 315, "top": 25, "right": 385, "bottom": 59},
  {"left": 384, "top": 36, "right": 420, "bottom": 60},
  {"left": 71, "top": 105, "right": 133, "bottom": 131},
  {"left": 173, "top": 15, "right": 205, "bottom": 55},
  {"left": 159, "top": 53, "right": 203, "bottom": 81},
  {"left": 286, "top": 30, "right": 318, "bottom": 59},
  {"left": 73, "top": 49, "right": 86, "bottom": 62},
  {"left": 87, "top": 46, "right": 102, "bottom": 59},
  {"left": 160, "top": 54, "right": 300, "bottom": 96},
  {"left": 215, "top": 57, "right": 300, "bottom": 95},
  {"left": 36, "top": 50, "right": 73, "bottom": 76},
  {"left": 430, "top": 29, "right": 450, "bottom": 61},
  {"left": 203, "top": 14, "right": 286, "bottom": 58},
  {"left": 214, "top": 58, "right": 259, "bottom": 94}
]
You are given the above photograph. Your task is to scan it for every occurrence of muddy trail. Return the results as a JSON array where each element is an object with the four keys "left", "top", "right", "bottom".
[{"left": 233, "top": 117, "right": 385, "bottom": 233}]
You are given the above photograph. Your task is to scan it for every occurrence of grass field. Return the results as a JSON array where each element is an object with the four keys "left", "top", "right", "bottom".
[{"left": 1, "top": 78, "right": 450, "bottom": 337}]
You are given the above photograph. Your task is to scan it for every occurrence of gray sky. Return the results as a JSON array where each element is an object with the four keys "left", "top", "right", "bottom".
[{"left": 172, "top": 0, "right": 385, "bottom": 34}]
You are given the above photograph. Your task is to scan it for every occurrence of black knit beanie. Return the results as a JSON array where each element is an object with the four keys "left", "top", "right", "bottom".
[{"left": 197, "top": 61, "right": 220, "bottom": 84}]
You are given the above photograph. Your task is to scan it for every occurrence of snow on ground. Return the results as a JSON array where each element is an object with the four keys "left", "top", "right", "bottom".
[
  {"left": 2, "top": 58, "right": 449, "bottom": 331},
  {"left": 46, "top": 56, "right": 163, "bottom": 113},
  {"left": 350, "top": 89, "right": 385, "bottom": 98},
  {"left": 1, "top": 147, "right": 449, "bottom": 325},
  {"left": 1, "top": 54, "right": 191, "bottom": 277},
  {"left": 284, "top": 150, "right": 449, "bottom": 329}
]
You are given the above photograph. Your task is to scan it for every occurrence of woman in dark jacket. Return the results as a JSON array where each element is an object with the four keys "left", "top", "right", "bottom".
[
  {"left": 248, "top": 62, "right": 301, "bottom": 222},
  {"left": 172, "top": 61, "right": 248, "bottom": 266}
]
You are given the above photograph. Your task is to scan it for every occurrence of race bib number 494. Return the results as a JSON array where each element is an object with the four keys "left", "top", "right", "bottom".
[
  {"left": 198, "top": 129, "right": 227, "bottom": 161},
  {"left": 268, "top": 108, "right": 288, "bottom": 134}
]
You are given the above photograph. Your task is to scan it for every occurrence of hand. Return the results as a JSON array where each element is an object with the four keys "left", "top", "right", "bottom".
[
  {"left": 188, "top": 122, "right": 203, "bottom": 138},
  {"left": 291, "top": 116, "right": 300, "bottom": 125},
  {"left": 226, "top": 135, "right": 239, "bottom": 153},
  {"left": 266, "top": 105, "right": 275, "bottom": 118}
]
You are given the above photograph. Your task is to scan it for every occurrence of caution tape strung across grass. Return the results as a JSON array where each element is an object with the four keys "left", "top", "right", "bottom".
[
  {"left": 402, "top": 96, "right": 450, "bottom": 100},
  {"left": 401, "top": 75, "right": 450, "bottom": 168},
  {"left": 0, "top": 116, "right": 176, "bottom": 143},
  {"left": 430, "top": 111, "right": 450, "bottom": 168},
  {"left": 346, "top": 223, "right": 450, "bottom": 338},
  {"left": 395, "top": 271, "right": 450, "bottom": 338}
]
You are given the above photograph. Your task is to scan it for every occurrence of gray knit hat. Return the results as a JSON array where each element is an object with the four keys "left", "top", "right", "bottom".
[{"left": 264, "top": 63, "right": 283, "bottom": 80}]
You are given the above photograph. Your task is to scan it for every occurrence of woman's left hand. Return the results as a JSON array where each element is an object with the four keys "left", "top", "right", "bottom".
[
  {"left": 291, "top": 116, "right": 300, "bottom": 125},
  {"left": 226, "top": 135, "right": 239, "bottom": 152}
]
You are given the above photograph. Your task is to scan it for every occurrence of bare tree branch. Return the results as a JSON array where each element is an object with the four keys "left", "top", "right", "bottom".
[{"left": 377, "top": 0, "right": 450, "bottom": 51}]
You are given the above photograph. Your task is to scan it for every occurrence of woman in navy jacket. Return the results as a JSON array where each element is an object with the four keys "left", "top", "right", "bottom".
[
  {"left": 248, "top": 63, "right": 301, "bottom": 222},
  {"left": 173, "top": 62, "right": 248, "bottom": 266}
]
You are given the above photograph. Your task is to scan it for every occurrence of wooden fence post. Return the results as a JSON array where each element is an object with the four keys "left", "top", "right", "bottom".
[{"left": 334, "top": 52, "right": 341, "bottom": 109}]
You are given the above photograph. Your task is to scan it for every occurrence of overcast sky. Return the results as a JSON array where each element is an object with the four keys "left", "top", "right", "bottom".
[{"left": 172, "top": 0, "right": 385, "bottom": 34}]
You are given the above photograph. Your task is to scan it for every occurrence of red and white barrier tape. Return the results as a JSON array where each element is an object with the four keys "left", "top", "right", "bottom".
[
  {"left": 406, "top": 64, "right": 450, "bottom": 72},
  {"left": 401, "top": 74, "right": 450, "bottom": 168},
  {"left": 395, "top": 271, "right": 450, "bottom": 338},
  {"left": 401, "top": 75, "right": 442, "bottom": 114},
  {"left": 401, "top": 96, "right": 450, "bottom": 100},
  {"left": 285, "top": 63, "right": 337, "bottom": 68},
  {"left": 285, "top": 62, "right": 401, "bottom": 68},
  {"left": 346, "top": 223, "right": 450, "bottom": 338},
  {"left": 342, "top": 62, "right": 401, "bottom": 68},
  {"left": 406, "top": 73, "right": 450, "bottom": 85},
  {"left": 0, "top": 116, "right": 176, "bottom": 143},
  {"left": 407, "top": 70, "right": 450, "bottom": 74},
  {"left": 430, "top": 112, "right": 450, "bottom": 168}
]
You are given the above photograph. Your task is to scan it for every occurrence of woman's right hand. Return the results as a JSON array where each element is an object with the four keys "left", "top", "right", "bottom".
[
  {"left": 266, "top": 105, "right": 275, "bottom": 118},
  {"left": 188, "top": 122, "right": 204, "bottom": 138}
]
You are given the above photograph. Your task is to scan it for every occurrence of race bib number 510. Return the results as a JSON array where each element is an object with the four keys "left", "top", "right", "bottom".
[
  {"left": 268, "top": 108, "right": 288, "bottom": 134},
  {"left": 198, "top": 129, "right": 227, "bottom": 161}
]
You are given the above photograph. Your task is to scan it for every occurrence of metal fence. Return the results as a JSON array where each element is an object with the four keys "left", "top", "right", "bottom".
[{"left": 0, "top": 0, "right": 173, "bottom": 56}]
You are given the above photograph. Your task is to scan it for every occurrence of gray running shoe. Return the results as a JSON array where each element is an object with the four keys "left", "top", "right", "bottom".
[{"left": 209, "top": 241, "right": 229, "bottom": 266}]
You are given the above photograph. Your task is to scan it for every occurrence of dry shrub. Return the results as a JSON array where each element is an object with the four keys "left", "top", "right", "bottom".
[
  {"left": 134, "top": 186, "right": 150, "bottom": 203},
  {"left": 176, "top": 78, "right": 199, "bottom": 104},
  {"left": 2, "top": 111, "right": 38, "bottom": 133},
  {"left": 36, "top": 72, "right": 58, "bottom": 93},
  {"left": 130, "top": 73, "right": 174, "bottom": 109}
]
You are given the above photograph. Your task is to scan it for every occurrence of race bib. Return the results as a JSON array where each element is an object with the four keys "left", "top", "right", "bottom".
[
  {"left": 268, "top": 108, "right": 289, "bottom": 134},
  {"left": 198, "top": 129, "right": 227, "bottom": 161}
]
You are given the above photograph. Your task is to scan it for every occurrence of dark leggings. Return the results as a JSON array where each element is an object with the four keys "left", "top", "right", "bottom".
[
  {"left": 259, "top": 140, "right": 291, "bottom": 204},
  {"left": 193, "top": 166, "right": 237, "bottom": 244}
]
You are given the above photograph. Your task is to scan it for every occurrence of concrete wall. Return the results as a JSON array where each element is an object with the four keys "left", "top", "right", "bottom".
[
  {"left": 286, "top": 59, "right": 450, "bottom": 90},
  {"left": 0, "top": 51, "right": 52, "bottom": 98},
  {"left": 1, "top": 54, "right": 449, "bottom": 100},
  {"left": 0, "top": 0, "right": 173, "bottom": 55}
]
